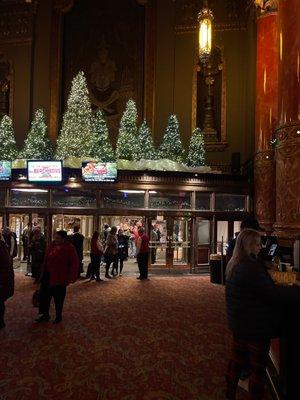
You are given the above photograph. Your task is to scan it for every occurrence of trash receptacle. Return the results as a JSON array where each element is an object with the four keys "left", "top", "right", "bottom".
[{"left": 210, "top": 254, "right": 225, "bottom": 284}]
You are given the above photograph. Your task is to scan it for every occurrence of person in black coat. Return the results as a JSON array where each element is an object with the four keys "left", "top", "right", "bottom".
[
  {"left": 115, "top": 229, "right": 128, "bottom": 276},
  {"left": 71, "top": 226, "right": 85, "bottom": 278},
  {"left": 0, "top": 232, "right": 14, "bottom": 329},
  {"left": 225, "top": 228, "right": 300, "bottom": 400},
  {"left": 29, "top": 227, "right": 46, "bottom": 283}
]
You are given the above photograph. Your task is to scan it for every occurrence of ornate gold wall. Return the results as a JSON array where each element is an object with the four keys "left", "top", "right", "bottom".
[
  {"left": 0, "top": 0, "right": 256, "bottom": 168},
  {"left": 154, "top": 0, "right": 256, "bottom": 165}
]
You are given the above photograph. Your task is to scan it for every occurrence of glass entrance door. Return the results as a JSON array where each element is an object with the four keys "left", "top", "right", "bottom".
[
  {"left": 194, "top": 218, "right": 211, "bottom": 273},
  {"left": 52, "top": 214, "right": 94, "bottom": 257},
  {"left": 9, "top": 213, "right": 30, "bottom": 260},
  {"left": 149, "top": 217, "right": 191, "bottom": 273},
  {"left": 8, "top": 213, "right": 47, "bottom": 260},
  {"left": 99, "top": 215, "right": 145, "bottom": 275}
]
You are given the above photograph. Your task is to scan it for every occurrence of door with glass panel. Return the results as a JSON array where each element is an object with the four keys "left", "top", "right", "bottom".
[
  {"left": 52, "top": 214, "right": 94, "bottom": 257},
  {"left": 8, "top": 213, "right": 46, "bottom": 260},
  {"left": 216, "top": 221, "right": 229, "bottom": 255},
  {"left": 149, "top": 217, "right": 191, "bottom": 273},
  {"left": 8, "top": 213, "right": 30, "bottom": 259},
  {"left": 194, "top": 218, "right": 211, "bottom": 273},
  {"left": 99, "top": 215, "right": 145, "bottom": 275}
]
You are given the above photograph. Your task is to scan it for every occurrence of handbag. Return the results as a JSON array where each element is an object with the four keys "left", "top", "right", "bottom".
[{"left": 32, "top": 290, "right": 40, "bottom": 308}]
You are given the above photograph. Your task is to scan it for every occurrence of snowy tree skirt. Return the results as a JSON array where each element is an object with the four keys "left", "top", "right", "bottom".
[
  {"left": 62, "top": 157, "right": 214, "bottom": 173},
  {"left": 12, "top": 157, "right": 215, "bottom": 173}
]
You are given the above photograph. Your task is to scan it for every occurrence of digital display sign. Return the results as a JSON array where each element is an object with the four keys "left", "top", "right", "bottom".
[
  {"left": 82, "top": 161, "right": 117, "bottom": 182},
  {"left": 0, "top": 161, "right": 12, "bottom": 181},
  {"left": 27, "top": 161, "right": 63, "bottom": 183}
]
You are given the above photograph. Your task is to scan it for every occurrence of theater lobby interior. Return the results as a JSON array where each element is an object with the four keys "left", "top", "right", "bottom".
[{"left": 0, "top": 0, "right": 300, "bottom": 399}]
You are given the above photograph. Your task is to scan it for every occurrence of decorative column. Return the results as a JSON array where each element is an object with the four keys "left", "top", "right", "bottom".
[
  {"left": 274, "top": 0, "right": 300, "bottom": 239},
  {"left": 254, "top": 9, "right": 278, "bottom": 233}
]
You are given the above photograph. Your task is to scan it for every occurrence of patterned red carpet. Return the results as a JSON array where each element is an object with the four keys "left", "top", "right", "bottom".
[{"left": 0, "top": 275, "right": 270, "bottom": 400}]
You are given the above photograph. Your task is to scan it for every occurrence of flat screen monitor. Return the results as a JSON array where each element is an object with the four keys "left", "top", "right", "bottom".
[
  {"left": 82, "top": 161, "right": 117, "bottom": 182},
  {"left": 0, "top": 160, "right": 12, "bottom": 181},
  {"left": 27, "top": 161, "right": 63, "bottom": 183}
]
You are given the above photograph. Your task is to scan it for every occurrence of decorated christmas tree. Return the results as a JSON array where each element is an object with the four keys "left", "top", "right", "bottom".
[
  {"left": 158, "top": 115, "right": 185, "bottom": 162},
  {"left": 186, "top": 127, "right": 206, "bottom": 167},
  {"left": 91, "top": 110, "right": 115, "bottom": 162},
  {"left": 56, "top": 71, "right": 95, "bottom": 160},
  {"left": 20, "top": 109, "right": 53, "bottom": 160},
  {"left": 116, "top": 99, "right": 139, "bottom": 161},
  {"left": 0, "top": 115, "right": 18, "bottom": 160},
  {"left": 136, "top": 120, "right": 156, "bottom": 160}
]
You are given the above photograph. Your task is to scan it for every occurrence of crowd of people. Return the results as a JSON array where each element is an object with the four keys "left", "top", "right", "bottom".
[
  {"left": 0, "top": 223, "right": 150, "bottom": 328},
  {"left": 2, "top": 216, "right": 300, "bottom": 399}
]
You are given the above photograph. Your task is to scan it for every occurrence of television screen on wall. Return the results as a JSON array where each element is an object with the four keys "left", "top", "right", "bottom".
[
  {"left": 82, "top": 161, "right": 117, "bottom": 182},
  {"left": 0, "top": 161, "right": 12, "bottom": 181},
  {"left": 27, "top": 161, "right": 63, "bottom": 183}
]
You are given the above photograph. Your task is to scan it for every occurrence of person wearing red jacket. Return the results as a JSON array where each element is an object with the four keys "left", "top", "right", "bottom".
[
  {"left": 0, "top": 232, "right": 14, "bottom": 329},
  {"left": 36, "top": 230, "right": 79, "bottom": 324}
]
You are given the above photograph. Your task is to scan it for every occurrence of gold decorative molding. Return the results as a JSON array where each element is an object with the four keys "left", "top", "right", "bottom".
[
  {"left": 175, "top": 21, "right": 247, "bottom": 34},
  {"left": 274, "top": 121, "right": 300, "bottom": 239},
  {"left": 0, "top": 2, "right": 37, "bottom": 44},
  {"left": 0, "top": 52, "right": 14, "bottom": 119},
  {"left": 174, "top": 0, "right": 247, "bottom": 34},
  {"left": 204, "top": 142, "right": 228, "bottom": 152},
  {"left": 254, "top": 149, "right": 275, "bottom": 233},
  {"left": 252, "top": 0, "right": 279, "bottom": 14},
  {"left": 275, "top": 121, "right": 300, "bottom": 143}
]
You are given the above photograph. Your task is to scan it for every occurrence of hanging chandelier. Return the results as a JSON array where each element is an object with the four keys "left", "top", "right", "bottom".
[{"left": 197, "top": 0, "right": 214, "bottom": 64}]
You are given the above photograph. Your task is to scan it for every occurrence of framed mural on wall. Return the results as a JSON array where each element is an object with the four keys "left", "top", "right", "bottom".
[{"left": 62, "top": 0, "right": 145, "bottom": 145}]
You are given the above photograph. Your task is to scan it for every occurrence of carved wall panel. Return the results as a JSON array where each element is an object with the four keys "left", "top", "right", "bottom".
[
  {"left": 275, "top": 122, "right": 300, "bottom": 238},
  {"left": 254, "top": 150, "right": 275, "bottom": 233},
  {"left": 62, "top": 0, "right": 145, "bottom": 144},
  {"left": 0, "top": 53, "right": 13, "bottom": 118},
  {"left": 174, "top": 0, "right": 248, "bottom": 33},
  {"left": 0, "top": 1, "right": 37, "bottom": 44}
]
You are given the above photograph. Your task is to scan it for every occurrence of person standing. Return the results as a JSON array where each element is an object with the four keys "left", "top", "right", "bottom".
[
  {"left": 2, "top": 227, "right": 17, "bottom": 262},
  {"left": 36, "top": 230, "right": 78, "bottom": 324},
  {"left": 29, "top": 226, "right": 46, "bottom": 283},
  {"left": 104, "top": 226, "right": 118, "bottom": 279},
  {"left": 116, "top": 229, "right": 128, "bottom": 276},
  {"left": 150, "top": 226, "right": 158, "bottom": 264},
  {"left": 102, "top": 224, "right": 110, "bottom": 243},
  {"left": 128, "top": 227, "right": 136, "bottom": 258},
  {"left": 0, "top": 232, "right": 14, "bottom": 329},
  {"left": 225, "top": 229, "right": 300, "bottom": 400},
  {"left": 22, "top": 222, "right": 32, "bottom": 261},
  {"left": 90, "top": 231, "right": 103, "bottom": 282},
  {"left": 71, "top": 225, "right": 85, "bottom": 278},
  {"left": 136, "top": 227, "right": 150, "bottom": 280}
]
